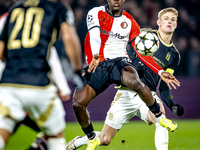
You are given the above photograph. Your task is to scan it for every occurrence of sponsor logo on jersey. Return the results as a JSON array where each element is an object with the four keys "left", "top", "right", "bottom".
[
  {"left": 100, "top": 28, "right": 125, "bottom": 39},
  {"left": 121, "top": 22, "right": 128, "bottom": 29}
]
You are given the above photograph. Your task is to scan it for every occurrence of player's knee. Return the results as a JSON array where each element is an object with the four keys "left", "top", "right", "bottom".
[
  {"left": 128, "top": 78, "right": 144, "bottom": 92},
  {"left": 100, "top": 135, "right": 112, "bottom": 146},
  {"left": 72, "top": 96, "right": 84, "bottom": 110}
]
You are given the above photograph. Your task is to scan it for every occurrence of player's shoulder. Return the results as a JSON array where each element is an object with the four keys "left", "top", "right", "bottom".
[
  {"left": 7, "top": 0, "right": 23, "bottom": 13},
  {"left": 122, "top": 9, "right": 136, "bottom": 21},
  {"left": 141, "top": 28, "right": 158, "bottom": 35},
  {"left": 88, "top": 5, "right": 105, "bottom": 14},
  {"left": 0, "top": 12, "right": 9, "bottom": 20},
  {"left": 42, "top": 0, "right": 66, "bottom": 11}
]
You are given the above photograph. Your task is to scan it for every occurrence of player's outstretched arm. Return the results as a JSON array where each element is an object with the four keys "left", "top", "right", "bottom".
[
  {"left": 160, "top": 71, "right": 180, "bottom": 90},
  {"left": 159, "top": 81, "right": 184, "bottom": 116}
]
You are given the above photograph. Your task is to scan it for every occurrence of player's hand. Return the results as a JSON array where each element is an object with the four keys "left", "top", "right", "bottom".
[
  {"left": 58, "top": 90, "right": 71, "bottom": 101},
  {"left": 160, "top": 72, "right": 180, "bottom": 90},
  {"left": 171, "top": 104, "right": 184, "bottom": 116},
  {"left": 88, "top": 54, "right": 99, "bottom": 73}
]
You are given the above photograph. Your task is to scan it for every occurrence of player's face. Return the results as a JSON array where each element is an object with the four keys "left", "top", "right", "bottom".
[
  {"left": 157, "top": 12, "right": 177, "bottom": 34},
  {"left": 107, "top": 0, "right": 125, "bottom": 16}
]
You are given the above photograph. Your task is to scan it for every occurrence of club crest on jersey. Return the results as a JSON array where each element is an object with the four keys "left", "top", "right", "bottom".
[{"left": 121, "top": 22, "right": 128, "bottom": 29}]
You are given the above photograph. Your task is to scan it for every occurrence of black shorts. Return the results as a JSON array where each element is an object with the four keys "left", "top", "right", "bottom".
[{"left": 82, "top": 57, "right": 135, "bottom": 96}]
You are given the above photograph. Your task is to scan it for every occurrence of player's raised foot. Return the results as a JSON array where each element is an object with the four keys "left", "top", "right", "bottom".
[
  {"left": 159, "top": 117, "right": 177, "bottom": 132},
  {"left": 86, "top": 136, "right": 100, "bottom": 150},
  {"left": 65, "top": 136, "right": 82, "bottom": 150}
]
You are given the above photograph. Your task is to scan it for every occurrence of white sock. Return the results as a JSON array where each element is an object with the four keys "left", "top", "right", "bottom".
[
  {"left": 48, "top": 138, "right": 66, "bottom": 150},
  {"left": 74, "top": 131, "right": 101, "bottom": 148},
  {"left": 0, "top": 135, "right": 5, "bottom": 150},
  {"left": 155, "top": 123, "right": 169, "bottom": 150}
]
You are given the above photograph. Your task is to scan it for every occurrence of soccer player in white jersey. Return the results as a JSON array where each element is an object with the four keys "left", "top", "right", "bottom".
[
  {"left": 65, "top": 7, "right": 184, "bottom": 150},
  {"left": 66, "top": 0, "right": 180, "bottom": 149}
]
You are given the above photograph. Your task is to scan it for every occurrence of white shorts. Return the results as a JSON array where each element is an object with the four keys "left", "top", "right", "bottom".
[
  {"left": 0, "top": 85, "right": 66, "bottom": 135},
  {"left": 105, "top": 88, "right": 163, "bottom": 129}
]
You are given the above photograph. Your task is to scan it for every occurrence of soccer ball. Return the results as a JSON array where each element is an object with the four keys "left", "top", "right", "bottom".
[{"left": 135, "top": 31, "right": 159, "bottom": 56}]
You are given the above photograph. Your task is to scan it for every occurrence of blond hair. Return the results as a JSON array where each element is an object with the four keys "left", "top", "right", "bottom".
[{"left": 158, "top": 7, "right": 178, "bottom": 20}]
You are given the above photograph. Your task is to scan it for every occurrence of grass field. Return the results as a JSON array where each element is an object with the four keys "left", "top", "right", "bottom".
[{"left": 6, "top": 119, "right": 200, "bottom": 150}]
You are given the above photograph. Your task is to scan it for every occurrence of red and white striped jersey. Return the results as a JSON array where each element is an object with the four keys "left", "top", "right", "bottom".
[
  {"left": 84, "top": 5, "right": 164, "bottom": 75},
  {"left": 84, "top": 5, "right": 140, "bottom": 64}
]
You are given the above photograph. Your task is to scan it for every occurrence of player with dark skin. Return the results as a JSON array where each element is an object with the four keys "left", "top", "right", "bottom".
[{"left": 72, "top": 0, "right": 180, "bottom": 146}]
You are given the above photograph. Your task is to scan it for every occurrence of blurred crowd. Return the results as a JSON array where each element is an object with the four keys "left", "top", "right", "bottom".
[{"left": 1, "top": 0, "right": 200, "bottom": 77}]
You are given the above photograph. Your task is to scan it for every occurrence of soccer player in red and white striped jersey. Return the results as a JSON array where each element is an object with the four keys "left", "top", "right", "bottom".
[{"left": 68, "top": 1, "right": 180, "bottom": 150}]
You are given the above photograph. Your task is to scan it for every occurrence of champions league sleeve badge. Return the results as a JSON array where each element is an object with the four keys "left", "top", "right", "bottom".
[{"left": 87, "top": 15, "right": 93, "bottom": 22}]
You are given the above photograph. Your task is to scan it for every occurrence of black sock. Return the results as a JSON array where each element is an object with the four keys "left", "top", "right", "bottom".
[
  {"left": 148, "top": 100, "right": 162, "bottom": 118},
  {"left": 82, "top": 123, "right": 96, "bottom": 140}
]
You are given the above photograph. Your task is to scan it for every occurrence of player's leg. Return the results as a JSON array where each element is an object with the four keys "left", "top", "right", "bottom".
[
  {"left": 138, "top": 93, "right": 168, "bottom": 150},
  {"left": 73, "top": 84, "right": 97, "bottom": 140},
  {"left": 21, "top": 85, "right": 66, "bottom": 150},
  {"left": 12, "top": 115, "right": 48, "bottom": 150},
  {"left": 97, "top": 124, "right": 118, "bottom": 146},
  {"left": 40, "top": 97, "right": 66, "bottom": 150},
  {"left": 121, "top": 66, "right": 177, "bottom": 132},
  {"left": 121, "top": 66, "right": 162, "bottom": 116},
  {"left": 0, "top": 87, "right": 26, "bottom": 149},
  {"left": 147, "top": 110, "right": 169, "bottom": 150},
  {"left": 73, "top": 84, "right": 96, "bottom": 128},
  {"left": 86, "top": 88, "right": 140, "bottom": 150},
  {"left": 151, "top": 93, "right": 169, "bottom": 150},
  {"left": 73, "top": 63, "right": 112, "bottom": 141},
  {"left": 0, "top": 117, "right": 16, "bottom": 149}
]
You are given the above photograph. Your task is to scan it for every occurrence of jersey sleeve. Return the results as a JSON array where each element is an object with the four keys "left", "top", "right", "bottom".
[
  {"left": 49, "top": 46, "right": 71, "bottom": 96},
  {"left": 86, "top": 8, "right": 101, "bottom": 56},
  {"left": 159, "top": 80, "right": 175, "bottom": 109},
  {"left": 66, "top": 9, "right": 75, "bottom": 26},
  {"left": 131, "top": 42, "right": 164, "bottom": 75},
  {"left": 86, "top": 7, "right": 100, "bottom": 30},
  {"left": 129, "top": 18, "right": 140, "bottom": 43},
  {"left": 56, "top": 3, "right": 68, "bottom": 26}
]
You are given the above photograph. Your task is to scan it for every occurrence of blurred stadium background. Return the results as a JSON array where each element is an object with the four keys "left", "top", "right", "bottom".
[{"left": 0, "top": 0, "right": 200, "bottom": 149}]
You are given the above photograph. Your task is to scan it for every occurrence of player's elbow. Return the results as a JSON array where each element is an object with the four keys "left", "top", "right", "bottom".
[{"left": 61, "top": 22, "right": 74, "bottom": 43}]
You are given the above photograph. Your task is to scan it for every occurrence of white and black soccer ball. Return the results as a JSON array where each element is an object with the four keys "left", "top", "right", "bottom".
[{"left": 135, "top": 31, "right": 159, "bottom": 56}]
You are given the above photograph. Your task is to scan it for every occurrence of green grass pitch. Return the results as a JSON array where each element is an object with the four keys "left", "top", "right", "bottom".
[{"left": 6, "top": 119, "right": 200, "bottom": 150}]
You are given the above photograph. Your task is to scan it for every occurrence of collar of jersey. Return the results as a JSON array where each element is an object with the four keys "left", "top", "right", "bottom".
[
  {"left": 105, "top": 4, "right": 123, "bottom": 18},
  {"left": 157, "top": 31, "right": 173, "bottom": 47}
]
